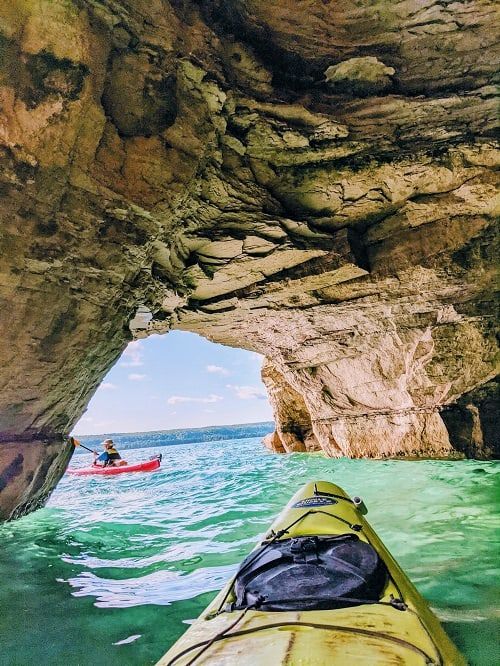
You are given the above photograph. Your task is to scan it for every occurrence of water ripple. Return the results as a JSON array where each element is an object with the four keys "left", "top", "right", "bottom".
[
  {"left": 66, "top": 564, "right": 237, "bottom": 608},
  {"left": 0, "top": 438, "right": 498, "bottom": 666}
]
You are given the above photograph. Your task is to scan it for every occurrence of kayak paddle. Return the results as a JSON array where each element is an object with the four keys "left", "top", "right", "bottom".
[{"left": 69, "top": 436, "right": 95, "bottom": 454}]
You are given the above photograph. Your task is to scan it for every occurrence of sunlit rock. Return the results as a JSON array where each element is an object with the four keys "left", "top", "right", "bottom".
[{"left": 324, "top": 57, "right": 395, "bottom": 95}]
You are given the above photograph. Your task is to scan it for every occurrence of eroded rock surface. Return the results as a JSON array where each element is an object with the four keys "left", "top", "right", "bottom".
[{"left": 0, "top": 0, "right": 498, "bottom": 518}]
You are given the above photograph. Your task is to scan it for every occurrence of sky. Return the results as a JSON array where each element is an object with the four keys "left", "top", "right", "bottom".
[{"left": 73, "top": 331, "right": 273, "bottom": 435}]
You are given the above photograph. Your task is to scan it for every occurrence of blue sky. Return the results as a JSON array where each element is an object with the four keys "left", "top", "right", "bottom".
[{"left": 73, "top": 331, "right": 273, "bottom": 435}]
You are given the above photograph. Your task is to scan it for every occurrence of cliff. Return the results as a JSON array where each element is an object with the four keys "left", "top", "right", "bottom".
[{"left": 0, "top": 0, "right": 498, "bottom": 518}]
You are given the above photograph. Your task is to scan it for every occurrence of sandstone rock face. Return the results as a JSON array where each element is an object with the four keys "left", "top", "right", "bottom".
[
  {"left": 0, "top": 1, "right": 498, "bottom": 518},
  {"left": 262, "top": 359, "right": 321, "bottom": 454}
]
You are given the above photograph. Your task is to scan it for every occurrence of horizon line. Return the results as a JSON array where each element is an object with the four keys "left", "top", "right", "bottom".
[{"left": 72, "top": 419, "right": 275, "bottom": 438}]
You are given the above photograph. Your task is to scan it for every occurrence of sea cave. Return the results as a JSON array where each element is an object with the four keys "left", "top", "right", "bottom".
[{"left": 0, "top": 0, "right": 498, "bottom": 521}]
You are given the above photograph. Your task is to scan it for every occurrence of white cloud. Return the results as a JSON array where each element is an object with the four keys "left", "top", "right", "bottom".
[
  {"left": 226, "top": 384, "right": 267, "bottom": 400},
  {"left": 120, "top": 340, "right": 143, "bottom": 367},
  {"left": 128, "top": 373, "right": 147, "bottom": 381},
  {"left": 100, "top": 382, "right": 117, "bottom": 390},
  {"left": 167, "top": 394, "right": 223, "bottom": 405},
  {"left": 206, "top": 364, "right": 230, "bottom": 376}
]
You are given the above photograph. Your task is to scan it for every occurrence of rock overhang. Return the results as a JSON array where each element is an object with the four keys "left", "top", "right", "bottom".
[{"left": 0, "top": 0, "right": 498, "bottom": 519}]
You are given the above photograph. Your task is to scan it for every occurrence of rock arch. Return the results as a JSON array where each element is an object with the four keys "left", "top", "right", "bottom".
[{"left": 0, "top": 0, "right": 498, "bottom": 519}]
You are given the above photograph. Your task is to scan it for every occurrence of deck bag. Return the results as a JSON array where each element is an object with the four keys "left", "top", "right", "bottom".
[{"left": 233, "top": 534, "right": 388, "bottom": 611}]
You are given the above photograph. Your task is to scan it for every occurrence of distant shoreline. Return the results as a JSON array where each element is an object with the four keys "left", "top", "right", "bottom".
[{"left": 72, "top": 421, "right": 275, "bottom": 449}]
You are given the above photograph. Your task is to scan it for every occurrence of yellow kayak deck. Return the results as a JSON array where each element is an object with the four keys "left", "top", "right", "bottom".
[{"left": 158, "top": 481, "right": 466, "bottom": 665}]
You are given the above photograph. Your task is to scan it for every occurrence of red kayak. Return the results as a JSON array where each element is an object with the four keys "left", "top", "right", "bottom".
[{"left": 67, "top": 456, "right": 161, "bottom": 476}]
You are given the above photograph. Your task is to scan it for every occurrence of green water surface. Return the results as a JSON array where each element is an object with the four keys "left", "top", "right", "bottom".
[{"left": 0, "top": 438, "right": 498, "bottom": 665}]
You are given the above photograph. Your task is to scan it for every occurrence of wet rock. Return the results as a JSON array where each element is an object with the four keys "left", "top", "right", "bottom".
[{"left": 0, "top": 436, "right": 72, "bottom": 521}]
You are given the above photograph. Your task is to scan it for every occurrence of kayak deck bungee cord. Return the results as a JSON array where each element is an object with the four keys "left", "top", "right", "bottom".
[{"left": 158, "top": 481, "right": 466, "bottom": 666}]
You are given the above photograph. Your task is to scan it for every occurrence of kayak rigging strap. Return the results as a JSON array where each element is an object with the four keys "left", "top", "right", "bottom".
[
  {"left": 238, "top": 595, "right": 408, "bottom": 612},
  {"left": 165, "top": 618, "right": 441, "bottom": 666},
  {"left": 313, "top": 483, "right": 354, "bottom": 504},
  {"left": 169, "top": 605, "right": 256, "bottom": 666},
  {"left": 214, "top": 509, "right": 362, "bottom": 615}
]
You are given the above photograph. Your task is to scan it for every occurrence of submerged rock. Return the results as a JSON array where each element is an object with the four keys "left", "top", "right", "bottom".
[{"left": 0, "top": 0, "right": 498, "bottom": 518}]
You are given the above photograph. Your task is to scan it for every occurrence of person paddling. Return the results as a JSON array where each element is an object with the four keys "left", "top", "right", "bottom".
[{"left": 93, "top": 439, "right": 127, "bottom": 467}]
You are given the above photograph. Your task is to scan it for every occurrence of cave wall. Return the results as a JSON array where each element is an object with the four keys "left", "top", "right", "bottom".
[
  {"left": 0, "top": 0, "right": 498, "bottom": 518},
  {"left": 440, "top": 377, "right": 499, "bottom": 459},
  {"left": 261, "top": 358, "right": 321, "bottom": 453}
]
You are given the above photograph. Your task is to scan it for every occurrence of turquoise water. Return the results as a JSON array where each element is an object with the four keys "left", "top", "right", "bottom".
[{"left": 0, "top": 436, "right": 498, "bottom": 665}]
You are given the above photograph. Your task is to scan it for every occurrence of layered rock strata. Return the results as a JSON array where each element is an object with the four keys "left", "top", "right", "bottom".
[{"left": 0, "top": 0, "right": 498, "bottom": 518}]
